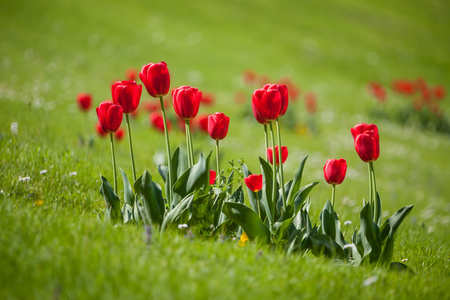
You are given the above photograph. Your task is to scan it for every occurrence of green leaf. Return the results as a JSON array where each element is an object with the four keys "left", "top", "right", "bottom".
[
  {"left": 357, "top": 202, "right": 382, "bottom": 263},
  {"left": 173, "top": 151, "right": 212, "bottom": 200},
  {"left": 122, "top": 203, "right": 134, "bottom": 224},
  {"left": 293, "top": 182, "right": 318, "bottom": 215},
  {"left": 389, "top": 262, "right": 415, "bottom": 274},
  {"left": 319, "top": 200, "right": 347, "bottom": 247},
  {"left": 380, "top": 205, "right": 414, "bottom": 241},
  {"left": 134, "top": 170, "right": 165, "bottom": 225},
  {"left": 99, "top": 176, "right": 123, "bottom": 222},
  {"left": 273, "top": 217, "right": 293, "bottom": 244},
  {"left": 189, "top": 192, "right": 210, "bottom": 223},
  {"left": 378, "top": 229, "right": 395, "bottom": 267},
  {"left": 306, "top": 234, "right": 345, "bottom": 260},
  {"left": 161, "top": 193, "right": 194, "bottom": 231},
  {"left": 120, "top": 169, "right": 134, "bottom": 206},
  {"left": 259, "top": 157, "right": 275, "bottom": 225},
  {"left": 222, "top": 202, "right": 270, "bottom": 244},
  {"left": 375, "top": 191, "right": 382, "bottom": 226},
  {"left": 286, "top": 155, "right": 308, "bottom": 206}
]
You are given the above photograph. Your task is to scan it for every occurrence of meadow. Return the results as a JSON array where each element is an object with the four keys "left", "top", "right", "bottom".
[{"left": 0, "top": 0, "right": 449, "bottom": 298}]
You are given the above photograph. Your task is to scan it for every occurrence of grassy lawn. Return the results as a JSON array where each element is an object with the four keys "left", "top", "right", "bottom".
[{"left": 1, "top": 0, "right": 449, "bottom": 298}]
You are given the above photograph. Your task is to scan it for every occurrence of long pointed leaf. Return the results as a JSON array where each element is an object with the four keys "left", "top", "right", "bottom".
[
  {"left": 99, "top": 176, "right": 123, "bottom": 222},
  {"left": 134, "top": 170, "right": 165, "bottom": 225},
  {"left": 120, "top": 169, "right": 134, "bottom": 206},
  {"left": 259, "top": 157, "right": 275, "bottom": 225},
  {"left": 380, "top": 205, "right": 414, "bottom": 241},
  {"left": 286, "top": 155, "right": 308, "bottom": 205}
]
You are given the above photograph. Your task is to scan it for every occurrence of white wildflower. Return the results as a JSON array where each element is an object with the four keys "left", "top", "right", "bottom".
[
  {"left": 363, "top": 275, "right": 378, "bottom": 286},
  {"left": 178, "top": 224, "right": 188, "bottom": 229},
  {"left": 69, "top": 172, "right": 77, "bottom": 176},
  {"left": 40, "top": 169, "right": 47, "bottom": 174},
  {"left": 18, "top": 176, "right": 31, "bottom": 182}
]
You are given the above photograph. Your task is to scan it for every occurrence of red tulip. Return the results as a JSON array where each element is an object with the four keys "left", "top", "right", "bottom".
[
  {"left": 114, "top": 128, "right": 125, "bottom": 141},
  {"left": 200, "top": 92, "right": 215, "bottom": 106},
  {"left": 125, "top": 68, "right": 137, "bottom": 81},
  {"left": 208, "top": 112, "right": 230, "bottom": 141},
  {"left": 150, "top": 112, "right": 170, "bottom": 133},
  {"left": 392, "top": 79, "right": 415, "bottom": 95},
  {"left": 304, "top": 91, "right": 318, "bottom": 114},
  {"left": 172, "top": 85, "right": 202, "bottom": 120},
  {"left": 351, "top": 123, "right": 380, "bottom": 163},
  {"left": 242, "top": 70, "right": 257, "bottom": 85},
  {"left": 323, "top": 159, "right": 347, "bottom": 185},
  {"left": 367, "top": 82, "right": 387, "bottom": 102},
  {"left": 244, "top": 174, "right": 263, "bottom": 192},
  {"left": 111, "top": 80, "right": 142, "bottom": 114},
  {"left": 267, "top": 146, "right": 288, "bottom": 166},
  {"left": 196, "top": 114, "right": 209, "bottom": 134},
  {"left": 139, "top": 62, "right": 170, "bottom": 98},
  {"left": 76, "top": 93, "right": 92, "bottom": 112},
  {"left": 434, "top": 85, "right": 446, "bottom": 100},
  {"left": 95, "top": 122, "right": 108, "bottom": 137},
  {"left": 210, "top": 169, "right": 216, "bottom": 185},
  {"left": 96, "top": 101, "right": 123, "bottom": 133},
  {"left": 251, "top": 88, "right": 281, "bottom": 123},
  {"left": 263, "top": 84, "right": 289, "bottom": 116}
]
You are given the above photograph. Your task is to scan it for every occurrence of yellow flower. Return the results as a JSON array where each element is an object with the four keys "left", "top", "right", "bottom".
[
  {"left": 34, "top": 200, "right": 43, "bottom": 206},
  {"left": 238, "top": 232, "right": 249, "bottom": 247}
]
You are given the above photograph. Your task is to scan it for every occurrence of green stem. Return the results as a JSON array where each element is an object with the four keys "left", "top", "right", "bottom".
[
  {"left": 160, "top": 96, "right": 172, "bottom": 206},
  {"left": 269, "top": 122, "right": 277, "bottom": 220},
  {"left": 125, "top": 114, "right": 137, "bottom": 182},
  {"left": 185, "top": 120, "right": 192, "bottom": 167},
  {"left": 264, "top": 124, "right": 269, "bottom": 163},
  {"left": 109, "top": 133, "right": 117, "bottom": 194},
  {"left": 331, "top": 184, "right": 336, "bottom": 208},
  {"left": 369, "top": 161, "right": 380, "bottom": 224},
  {"left": 367, "top": 162, "right": 373, "bottom": 209},
  {"left": 256, "top": 191, "right": 261, "bottom": 219},
  {"left": 185, "top": 120, "right": 194, "bottom": 167},
  {"left": 215, "top": 140, "right": 220, "bottom": 177},
  {"left": 276, "top": 118, "right": 286, "bottom": 210}
]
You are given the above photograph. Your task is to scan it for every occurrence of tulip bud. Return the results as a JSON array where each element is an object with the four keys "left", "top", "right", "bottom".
[
  {"left": 251, "top": 88, "right": 281, "bottom": 122},
  {"left": 208, "top": 112, "right": 230, "bottom": 141},
  {"left": 139, "top": 62, "right": 170, "bottom": 98},
  {"left": 323, "top": 159, "right": 347, "bottom": 185},
  {"left": 351, "top": 123, "right": 380, "bottom": 163},
  {"left": 96, "top": 101, "right": 123, "bottom": 133},
  {"left": 172, "top": 85, "right": 202, "bottom": 120},
  {"left": 267, "top": 146, "right": 288, "bottom": 166},
  {"left": 111, "top": 80, "right": 142, "bottom": 114},
  {"left": 77, "top": 93, "right": 92, "bottom": 112},
  {"left": 209, "top": 169, "right": 216, "bottom": 185},
  {"left": 150, "top": 112, "right": 170, "bottom": 134},
  {"left": 263, "top": 84, "right": 289, "bottom": 116},
  {"left": 244, "top": 174, "right": 263, "bottom": 192}
]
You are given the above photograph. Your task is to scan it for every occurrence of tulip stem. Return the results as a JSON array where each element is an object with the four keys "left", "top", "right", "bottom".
[
  {"left": 331, "top": 184, "right": 336, "bottom": 208},
  {"left": 109, "top": 133, "right": 117, "bottom": 194},
  {"left": 185, "top": 120, "right": 192, "bottom": 167},
  {"left": 215, "top": 140, "right": 220, "bottom": 179},
  {"left": 276, "top": 118, "right": 286, "bottom": 210},
  {"left": 185, "top": 120, "right": 194, "bottom": 168},
  {"left": 269, "top": 122, "right": 277, "bottom": 219},
  {"left": 369, "top": 162, "right": 380, "bottom": 224},
  {"left": 160, "top": 96, "right": 172, "bottom": 207},
  {"left": 264, "top": 124, "right": 269, "bottom": 163},
  {"left": 256, "top": 191, "right": 261, "bottom": 219},
  {"left": 125, "top": 114, "right": 137, "bottom": 183}
]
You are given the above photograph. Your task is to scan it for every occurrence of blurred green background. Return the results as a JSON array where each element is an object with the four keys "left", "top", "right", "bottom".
[{"left": 0, "top": 0, "right": 449, "bottom": 298}]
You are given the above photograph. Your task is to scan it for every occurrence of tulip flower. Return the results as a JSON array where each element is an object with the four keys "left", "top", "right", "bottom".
[
  {"left": 76, "top": 93, "right": 92, "bottom": 112},
  {"left": 209, "top": 169, "right": 216, "bottom": 185},
  {"left": 323, "top": 159, "right": 347, "bottom": 207},
  {"left": 172, "top": 86, "right": 202, "bottom": 120},
  {"left": 125, "top": 68, "right": 137, "bottom": 81},
  {"left": 150, "top": 112, "right": 171, "bottom": 134},
  {"left": 173, "top": 85, "right": 202, "bottom": 167},
  {"left": 96, "top": 101, "right": 123, "bottom": 133},
  {"left": 263, "top": 84, "right": 289, "bottom": 117},
  {"left": 139, "top": 62, "right": 170, "bottom": 98},
  {"left": 208, "top": 112, "right": 230, "bottom": 178},
  {"left": 245, "top": 174, "right": 263, "bottom": 192},
  {"left": 305, "top": 91, "right": 318, "bottom": 114},
  {"left": 111, "top": 80, "right": 142, "bottom": 182},
  {"left": 368, "top": 82, "right": 387, "bottom": 103},
  {"left": 96, "top": 101, "right": 123, "bottom": 194},
  {"left": 251, "top": 88, "right": 281, "bottom": 122},
  {"left": 95, "top": 122, "right": 108, "bottom": 138},
  {"left": 196, "top": 114, "right": 209, "bottom": 134},
  {"left": 111, "top": 80, "right": 142, "bottom": 114},
  {"left": 351, "top": 123, "right": 380, "bottom": 163},
  {"left": 351, "top": 123, "right": 381, "bottom": 225},
  {"left": 267, "top": 146, "right": 288, "bottom": 166},
  {"left": 114, "top": 128, "right": 125, "bottom": 141}
]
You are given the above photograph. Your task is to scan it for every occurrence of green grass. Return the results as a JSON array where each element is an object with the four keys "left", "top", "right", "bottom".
[{"left": 1, "top": 0, "right": 449, "bottom": 298}]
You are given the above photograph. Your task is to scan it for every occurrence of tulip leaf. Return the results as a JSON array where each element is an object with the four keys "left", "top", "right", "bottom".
[
  {"left": 375, "top": 191, "right": 382, "bottom": 226},
  {"left": 293, "top": 182, "right": 318, "bottom": 215},
  {"left": 357, "top": 202, "right": 382, "bottom": 263},
  {"left": 306, "top": 234, "right": 345, "bottom": 260},
  {"left": 134, "top": 170, "right": 165, "bottom": 225},
  {"left": 189, "top": 192, "right": 210, "bottom": 224},
  {"left": 122, "top": 203, "right": 134, "bottom": 224},
  {"left": 286, "top": 155, "right": 308, "bottom": 206},
  {"left": 273, "top": 217, "right": 294, "bottom": 244},
  {"left": 99, "top": 176, "right": 123, "bottom": 223},
  {"left": 173, "top": 151, "right": 212, "bottom": 201},
  {"left": 259, "top": 157, "right": 275, "bottom": 225},
  {"left": 120, "top": 169, "right": 134, "bottom": 206},
  {"left": 222, "top": 202, "right": 270, "bottom": 244},
  {"left": 380, "top": 205, "right": 414, "bottom": 242},
  {"left": 378, "top": 229, "right": 395, "bottom": 267},
  {"left": 161, "top": 193, "right": 194, "bottom": 231},
  {"left": 319, "top": 200, "right": 347, "bottom": 247},
  {"left": 389, "top": 262, "right": 414, "bottom": 274}
]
